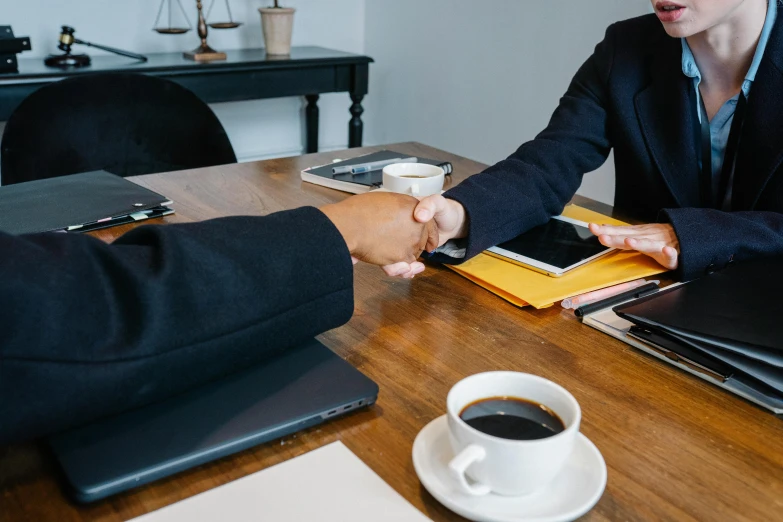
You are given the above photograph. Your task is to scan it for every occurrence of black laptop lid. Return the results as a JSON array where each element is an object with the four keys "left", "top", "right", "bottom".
[{"left": 49, "top": 339, "right": 378, "bottom": 502}]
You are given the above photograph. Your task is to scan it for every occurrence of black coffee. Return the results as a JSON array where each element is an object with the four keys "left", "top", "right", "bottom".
[{"left": 459, "top": 396, "right": 565, "bottom": 440}]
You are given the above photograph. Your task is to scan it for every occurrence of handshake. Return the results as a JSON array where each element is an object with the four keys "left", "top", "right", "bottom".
[
  {"left": 321, "top": 190, "right": 683, "bottom": 275},
  {"left": 320, "top": 191, "right": 467, "bottom": 278}
]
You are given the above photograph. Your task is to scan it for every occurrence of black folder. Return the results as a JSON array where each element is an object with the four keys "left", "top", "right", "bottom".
[
  {"left": 615, "top": 259, "right": 783, "bottom": 404},
  {"left": 0, "top": 170, "right": 173, "bottom": 235}
]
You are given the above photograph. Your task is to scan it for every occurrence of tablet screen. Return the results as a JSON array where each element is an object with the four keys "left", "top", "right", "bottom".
[{"left": 495, "top": 218, "right": 609, "bottom": 270}]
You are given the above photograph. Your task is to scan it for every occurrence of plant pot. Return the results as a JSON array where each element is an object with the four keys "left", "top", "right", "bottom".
[{"left": 259, "top": 7, "right": 295, "bottom": 56}]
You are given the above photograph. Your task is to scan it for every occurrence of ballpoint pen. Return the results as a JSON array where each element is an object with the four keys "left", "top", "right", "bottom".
[
  {"left": 332, "top": 157, "right": 418, "bottom": 175},
  {"left": 574, "top": 281, "right": 661, "bottom": 318}
]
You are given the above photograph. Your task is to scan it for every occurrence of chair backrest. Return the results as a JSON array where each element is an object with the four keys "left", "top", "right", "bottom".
[{"left": 0, "top": 73, "right": 237, "bottom": 185}]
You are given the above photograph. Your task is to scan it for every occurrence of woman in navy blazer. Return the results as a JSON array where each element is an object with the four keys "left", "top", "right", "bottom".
[{"left": 409, "top": 0, "right": 783, "bottom": 281}]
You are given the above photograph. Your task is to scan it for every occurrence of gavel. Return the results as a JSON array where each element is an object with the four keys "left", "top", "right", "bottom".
[{"left": 44, "top": 26, "right": 148, "bottom": 68}]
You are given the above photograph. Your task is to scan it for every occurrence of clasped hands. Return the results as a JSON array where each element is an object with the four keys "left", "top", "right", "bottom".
[
  {"left": 320, "top": 192, "right": 437, "bottom": 278},
  {"left": 322, "top": 193, "right": 680, "bottom": 277}
]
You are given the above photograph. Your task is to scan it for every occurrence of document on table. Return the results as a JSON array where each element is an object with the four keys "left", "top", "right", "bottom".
[{"left": 129, "top": 441, "right": 431, "bottom": 522}]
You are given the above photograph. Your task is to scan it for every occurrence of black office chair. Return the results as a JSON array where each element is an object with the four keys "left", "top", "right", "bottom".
[{"left": 0, "top": 73, "right": 237, "bottom": 185}]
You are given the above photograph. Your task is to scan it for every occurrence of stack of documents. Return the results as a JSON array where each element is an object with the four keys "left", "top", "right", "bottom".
[
  {"left": 613, "top": 260, "right": 783, "bottom": 413},
  {"left": 447, "top": 205, "right": 667, "bottom": 309},
  {"left": 583, "top": 303, "right": 783, "bottom": 413}
]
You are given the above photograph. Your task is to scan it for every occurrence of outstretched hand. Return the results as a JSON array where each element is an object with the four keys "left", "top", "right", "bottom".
[{"left": 589, "top": 222, "right": 680, "bottom": 270}]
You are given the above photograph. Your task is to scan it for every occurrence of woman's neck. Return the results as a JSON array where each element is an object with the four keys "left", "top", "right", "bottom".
[{"left": 686, "top": 0, "right": 769, "bottom": 94}]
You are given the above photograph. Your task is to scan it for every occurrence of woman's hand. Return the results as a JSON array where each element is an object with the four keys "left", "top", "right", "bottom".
[
  {"left": 589, "top": 222, "right": 680, "bottom": 270},
  {"left": 412, "top": 194, "right": 469, "bottom": 246}
]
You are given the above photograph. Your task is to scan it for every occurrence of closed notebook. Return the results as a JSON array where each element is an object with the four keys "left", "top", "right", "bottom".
[
  {"left": 0, "top": 170, "right": 173, "bottom": 235},
  {"left": 301, "top": 150, "right": 453, "bottom": 194},
  {"left": 447, "top": 205, "right": 668, "bottom": 309}
]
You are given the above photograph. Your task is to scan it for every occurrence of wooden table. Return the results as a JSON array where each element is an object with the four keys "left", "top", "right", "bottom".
[
  {"left": 0, "top": 47, "right": 373, "bottom": 153},
  {"left": 1, "top": 143, "right": 781, "bottom": 521}
]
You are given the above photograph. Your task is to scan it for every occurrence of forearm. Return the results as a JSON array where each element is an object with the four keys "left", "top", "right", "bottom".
[
  {"left": 662, "top": 208, "right": 783, "bottom": 280},
  {"left": 0, "top": 207, "right": 354, "bottom": 443},
  {"left": 442, "top": 161, "right": 558, "bottom": 261}
]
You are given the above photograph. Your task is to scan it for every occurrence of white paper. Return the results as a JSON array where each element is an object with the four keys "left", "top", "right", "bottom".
[{"left": 129, "top": 441, "right": 431, "bottom": 522}]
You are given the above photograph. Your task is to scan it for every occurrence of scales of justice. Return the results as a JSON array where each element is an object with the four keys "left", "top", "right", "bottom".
[{"left": 154, "top": 0, "right": 241, "bottom": 61}]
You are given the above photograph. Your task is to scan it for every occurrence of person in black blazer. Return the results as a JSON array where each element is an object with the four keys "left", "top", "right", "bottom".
[
  {"left": 402, "top": 0, "right": 783, "bottom": 281},
  {"left": 0, "top": 192, "right": 435, "bottom": 444}
]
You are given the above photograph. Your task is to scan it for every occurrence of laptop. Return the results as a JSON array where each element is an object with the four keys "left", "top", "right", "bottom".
[{"left": 48, "top": 339, "right": 379, "bottom": 503}]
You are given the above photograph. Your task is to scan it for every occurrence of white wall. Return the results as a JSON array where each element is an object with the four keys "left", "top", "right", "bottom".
[
  {"left": 2, "top": 0, "right": 365, "bottom": 162},
  {"left": 4, "top": 0, "right": 653, "bottom": 205},
  {"left": 363, "top": 0, "right": 650, "bottom": 205}
]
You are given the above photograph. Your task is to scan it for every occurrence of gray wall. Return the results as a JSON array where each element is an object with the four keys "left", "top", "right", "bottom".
[
  {"left": 364, "top": 0, "right": 651, "bottom": 205},
  {"left": 4, "top": 0, "right": 653, "bottom": 205}
]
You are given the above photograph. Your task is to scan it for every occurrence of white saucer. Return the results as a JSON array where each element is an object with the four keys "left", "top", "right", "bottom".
[{"left": 412, "top": 415, "right": 607, "bottom": 522}]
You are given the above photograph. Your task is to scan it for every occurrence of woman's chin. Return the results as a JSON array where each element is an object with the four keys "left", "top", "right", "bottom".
[
  {"left": 660, "top": 24, "right": 690, "bottom": 38},
  {"left": 658, "top": 18, "right": 703, "bottom": 39}
]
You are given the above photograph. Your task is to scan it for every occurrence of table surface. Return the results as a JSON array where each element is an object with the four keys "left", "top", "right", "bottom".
[
  {"left": 1, "top": 142, "right": 781, "bottom": 522},
  {"left": 0, "top": 46, "right": 374, "bottom": 81}
]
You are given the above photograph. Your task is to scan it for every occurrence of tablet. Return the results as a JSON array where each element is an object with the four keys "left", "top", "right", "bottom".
[{"left": 485, "top": 215, "right": 614, "bottom": 277}]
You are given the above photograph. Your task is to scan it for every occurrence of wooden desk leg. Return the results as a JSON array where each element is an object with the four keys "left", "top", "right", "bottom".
[
  {"left": 349, "top": 94, "right": 364, "bottom": 148},
  {"left": 305, "top": 94, "right": 320, "bottom": 153}
]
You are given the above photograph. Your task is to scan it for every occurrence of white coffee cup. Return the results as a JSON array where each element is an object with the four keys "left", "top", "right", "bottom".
[
  {"left": 382, "top": 163, "right": 444, "bottom": 197},
  {"left": 447, "top": 372, "right": 581, "bottom": 497}
]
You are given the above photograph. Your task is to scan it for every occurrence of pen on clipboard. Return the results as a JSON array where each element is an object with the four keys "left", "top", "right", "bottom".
[
  {"left": 574, "top": 281, "right": 661, "bottom": 318},
  {"left": 332, "top": 157, "right": 418, "bottom": 175}
]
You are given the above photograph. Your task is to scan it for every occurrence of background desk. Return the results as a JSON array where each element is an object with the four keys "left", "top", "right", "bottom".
[
  {"left": 1, "top": 143, "right": 781, "bottom": 521},
  {"left": 0, "top": 46, "right": 373, "bottom": 153}
]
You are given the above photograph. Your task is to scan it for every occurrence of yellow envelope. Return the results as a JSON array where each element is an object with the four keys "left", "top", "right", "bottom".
[{"left": 447, "top": 205, "right": 668, "bottom": 309}]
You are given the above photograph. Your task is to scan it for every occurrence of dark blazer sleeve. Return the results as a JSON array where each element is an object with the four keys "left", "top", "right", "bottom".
[
  {"left": 429, "top": 24, "right": 617, "bottom": 264},
  {"left": 0, "top": 207, "right": 354, "bottom": 444},
  {"left": 662, "top": 208, "right": 783, "bottom": 280}
]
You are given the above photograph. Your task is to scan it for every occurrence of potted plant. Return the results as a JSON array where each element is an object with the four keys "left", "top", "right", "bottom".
[{"left": 259, "top": 0, "right": 295, "bottom": 55}]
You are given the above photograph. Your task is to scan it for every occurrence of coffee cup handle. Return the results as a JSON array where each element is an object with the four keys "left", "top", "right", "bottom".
[
  {"left": 411, "top": 183, "right": 420, "bottom": 197},
  {"left": 448, "top": 444, "right": 491, "bottom": 496}
]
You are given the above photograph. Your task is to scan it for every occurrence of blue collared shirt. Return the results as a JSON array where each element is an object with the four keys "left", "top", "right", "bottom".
[{"left": 682, "top": 0, "right": 777, "bottom": 203}]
